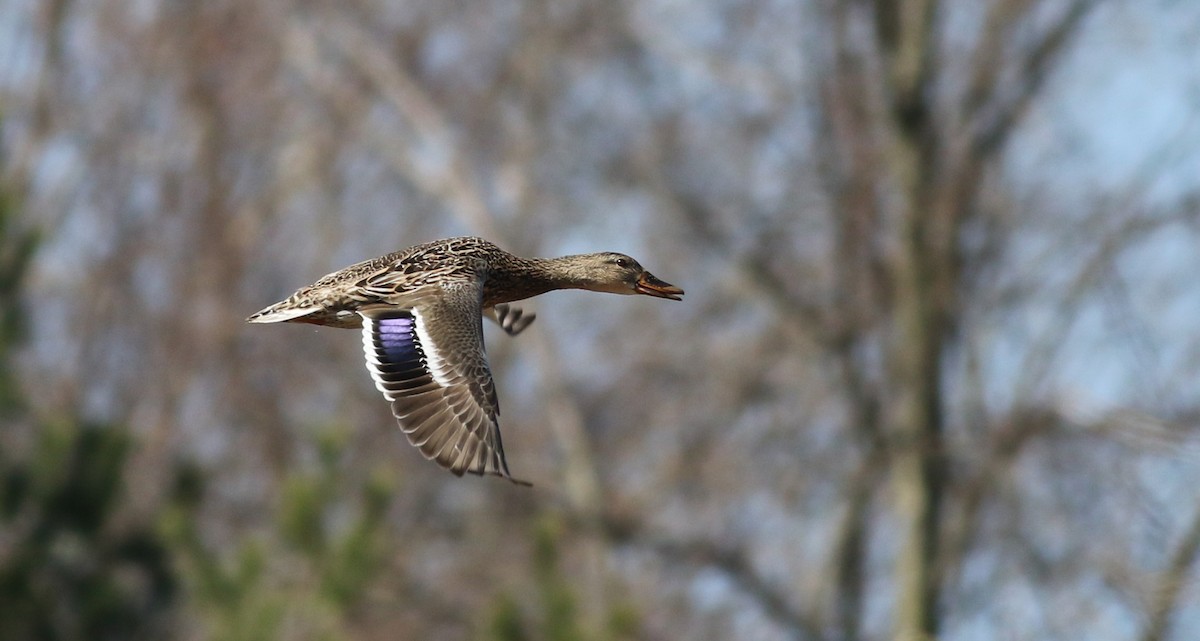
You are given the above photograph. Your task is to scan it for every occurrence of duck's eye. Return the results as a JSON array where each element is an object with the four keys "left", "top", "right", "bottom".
[{"left": 614, "top": 257, "right": 630, "bottom": 268}]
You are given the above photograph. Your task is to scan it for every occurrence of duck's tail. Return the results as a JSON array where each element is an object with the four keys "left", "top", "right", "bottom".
[{"left": 246, "top": 299, "right": 319, "bottom": 324}]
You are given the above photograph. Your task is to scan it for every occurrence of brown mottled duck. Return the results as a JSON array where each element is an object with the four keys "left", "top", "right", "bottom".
[{"left": 248, "top": 236, "right": 683, "bottom": 484}]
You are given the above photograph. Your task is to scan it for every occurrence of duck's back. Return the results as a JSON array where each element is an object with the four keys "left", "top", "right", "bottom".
[
  {"left": 250, "top": 237, "right": 503, "bottom": 328},
  {"left": 313, "top": 237, "right": 496, "bottom": 288}
]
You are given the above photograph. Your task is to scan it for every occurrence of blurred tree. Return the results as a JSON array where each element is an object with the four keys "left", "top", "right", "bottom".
[
  {"left": 3, "top": 1, "right": 1200, "bottom": 640},
  {"left": 0, "top": 421, "right": 178, "bottom": 641},
  {"left": 163, "top": 427, "right": 395, "bottom": 641},
  {"left": 483, "top": 516, "right": 640, "bottom": 641},
  {"left": 0, "top": 167, "right": 177, "bottom": 641},
  {"left": 0, "top": 180, "right": 37, "bottom": 414}
]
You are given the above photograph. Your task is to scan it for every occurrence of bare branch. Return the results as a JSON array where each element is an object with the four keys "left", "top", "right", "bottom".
[
  {"left": 972, "top": 0, "right": 1095, "bottom": 158},
  {"left": 599, "top": 513, "right": 822, "bottom": 641},
  {"left": 962, "top": 0, "right": 1036, "bottom": 118},
  {"left": 831, "top": 455, "right": 883, "bottom": 641},
  {"left": 299, "top": 17, "right": 502, "bottom": 239},
  {"left": 1138, "top": 509, "right": 1200, "bottom": 641}
]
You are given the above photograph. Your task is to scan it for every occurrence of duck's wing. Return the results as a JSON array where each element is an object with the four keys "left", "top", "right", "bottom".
[{"left": 359, "top": 284, "right": 528, "bottom": 485}]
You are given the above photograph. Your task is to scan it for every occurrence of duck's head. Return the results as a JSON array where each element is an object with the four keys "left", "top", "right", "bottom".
[{"left": 568, "top": 252, "right": 684, "bottom": 301}]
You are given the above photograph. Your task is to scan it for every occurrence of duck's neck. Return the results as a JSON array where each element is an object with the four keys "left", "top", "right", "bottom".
[{"left": 482, "top": 255, "right": 590, "bottom": 306}]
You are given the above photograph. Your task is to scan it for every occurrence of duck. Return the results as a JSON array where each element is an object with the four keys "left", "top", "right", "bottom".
[{"left": 247, "top": 236, "right": 683, "bottom": 484}]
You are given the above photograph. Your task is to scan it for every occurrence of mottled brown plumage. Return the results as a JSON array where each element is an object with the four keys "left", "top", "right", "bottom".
[{"left": 247, "top": 236, "right": 683, "bottom": 483}]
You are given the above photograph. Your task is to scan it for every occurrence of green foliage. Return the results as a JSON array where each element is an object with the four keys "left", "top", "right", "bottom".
[
  {"left": 160, "top": 499, "right": 286, "bottom": 641},
  {"left": 0, "top": 421, "right": 178, "bottom": 641},
  {"left": 482, "top": 516, "right": 641, "bottom": 641},
  {"left": 486, "top": 593, "right": 530, "bottom": 641},
  {"left": 164, "top": 426, "right": 396, "bottom": 641},
  {"left": 321, "top": 467, "right": 393, "bottom": 608},
  {"left": 533, "top": 517, "right": 585, "bottom": 641},
  {"left": 0, "top": 188, "right": 35, "bottom": 416},
  {"left": 604, "top": 602, "right": 640, "bottom": 640}
]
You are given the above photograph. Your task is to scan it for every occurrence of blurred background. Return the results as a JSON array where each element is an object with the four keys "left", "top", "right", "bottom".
[{"left": 2, "top": 0, "right": 1200, "bottom": 640}]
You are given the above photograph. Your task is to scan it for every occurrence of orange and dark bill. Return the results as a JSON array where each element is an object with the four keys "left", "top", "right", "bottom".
[{"left": 635, "top": 272, "right": 684, "bottom": 300}]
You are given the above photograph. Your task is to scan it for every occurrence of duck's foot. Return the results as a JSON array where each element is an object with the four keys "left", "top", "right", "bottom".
[{"left": 487, "top": 303, "right": 537, "bottom": 336}]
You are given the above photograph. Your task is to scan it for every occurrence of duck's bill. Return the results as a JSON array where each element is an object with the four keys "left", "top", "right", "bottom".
[{"left": 636, "top": 272, "right": 685, "bottom": 301}]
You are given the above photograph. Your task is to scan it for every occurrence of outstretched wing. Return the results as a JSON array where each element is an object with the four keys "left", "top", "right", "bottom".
[{"left": 359, "top": 286, "right": 527, "bottom": 484}]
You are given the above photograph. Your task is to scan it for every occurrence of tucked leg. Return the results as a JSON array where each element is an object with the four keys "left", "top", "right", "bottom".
[{"left": 484, "top": 303, "right": 536, "bottom": 336}]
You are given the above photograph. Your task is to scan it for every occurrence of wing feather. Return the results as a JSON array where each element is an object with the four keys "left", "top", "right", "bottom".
[{"left": 358, "top": 286, "right": 528, "bottom": 485}]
